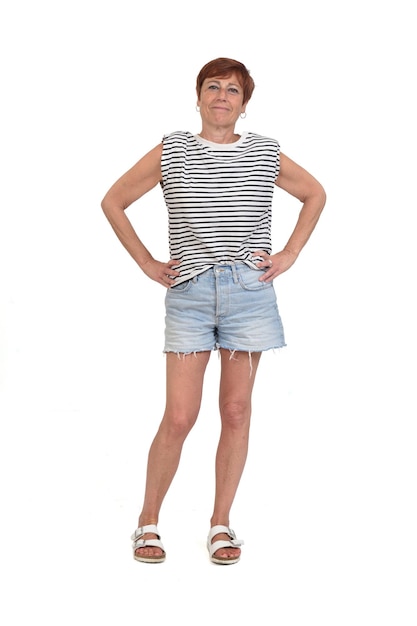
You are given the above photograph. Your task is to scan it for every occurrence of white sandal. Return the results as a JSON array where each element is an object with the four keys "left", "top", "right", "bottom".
[
  {"left": 131, "top": 524, "right": 166, "bottom": 563},
  {"left": 207, "top": 525, "right": 244, "bottom": 565}
]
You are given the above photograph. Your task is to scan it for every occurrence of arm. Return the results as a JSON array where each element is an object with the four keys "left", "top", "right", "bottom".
[
  {"left": 256, "top": 152, "right": 326, "bottom": 281},
  {"left": 101, "top": 143, "right": 180, "bottom": 287}
]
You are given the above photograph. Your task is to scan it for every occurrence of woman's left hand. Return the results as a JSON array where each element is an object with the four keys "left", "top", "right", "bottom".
[{"left": 253, "top": 249, "right": 298, "bottom": 282}]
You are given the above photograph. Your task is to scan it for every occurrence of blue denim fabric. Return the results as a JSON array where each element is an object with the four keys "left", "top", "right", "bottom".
[{"left": 164, "top": 262, "right": 286, "bottom": 353}]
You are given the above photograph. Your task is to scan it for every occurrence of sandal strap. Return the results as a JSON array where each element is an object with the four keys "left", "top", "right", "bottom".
[
  {"left": 131, "top": 524, "right": 165, "bottom": 553},
  {"left": 207, "top": 525, "right": 244, "bottom": 556},
  {"left": 132, "top": 537, "right": 165, "bottom": 551},
  {"left": 207, "top": 525, "right": 243, "bottom": 544},
  {"left": 208, "top": 538, "right": 243, "bottom": 558},
  {"left": 130, "top": 524, "right": 161, "bottom": 541}
]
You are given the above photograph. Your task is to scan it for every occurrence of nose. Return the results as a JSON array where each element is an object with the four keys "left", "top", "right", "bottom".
[{"left": 216, "top": 87, "right": 227, "bottom": 100}]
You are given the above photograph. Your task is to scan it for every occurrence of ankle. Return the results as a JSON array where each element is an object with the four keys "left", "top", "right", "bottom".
[
  {"left": 210, "top": 518, "right": 230, "bottom": 528},
  {"left": 138, "top": 518, "right": 159, "bottom": 528}
]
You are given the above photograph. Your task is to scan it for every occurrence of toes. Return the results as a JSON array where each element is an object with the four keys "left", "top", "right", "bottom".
[
  {"left": 136, "top": 547, "right": 163, "bottom": 558},
  {"left": 215, "top": 548, "right": 240, "bottom": 559}
]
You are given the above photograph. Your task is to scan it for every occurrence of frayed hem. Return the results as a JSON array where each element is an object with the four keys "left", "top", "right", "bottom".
[
  {"left": 163, "top": 349, "right": 211, "bottom": 359},
  {"left": 162, "top": 344, "right": 287, "bottom": 374},
  {"left": 217, "top": 348, "right": 255, "bottom": 376},
  {"left": 218, "top": 344, "right": 287, "bottom": 376}
]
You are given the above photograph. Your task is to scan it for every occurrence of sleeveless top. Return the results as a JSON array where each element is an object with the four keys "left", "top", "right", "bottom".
[{"left": 161, "top": 130, "right": 280, "bottom": 285}]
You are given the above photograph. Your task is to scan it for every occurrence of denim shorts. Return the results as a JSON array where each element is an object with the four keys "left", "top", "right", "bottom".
[{"left": 164, "top": 262, "right": 286, "bottom": 353}]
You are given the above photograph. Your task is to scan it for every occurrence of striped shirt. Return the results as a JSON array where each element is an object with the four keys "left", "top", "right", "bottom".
[{"left": 161, "top": 130, "right": 280, "bottom": 285}]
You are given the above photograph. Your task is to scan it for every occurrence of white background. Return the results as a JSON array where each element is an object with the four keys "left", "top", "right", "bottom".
[{"left": 1, "top": 1, "right": 416, "bottom": 624}]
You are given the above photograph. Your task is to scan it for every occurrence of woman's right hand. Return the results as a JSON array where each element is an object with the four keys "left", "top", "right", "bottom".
[{"left": 141, "top": 258, "right": 181, "bottom": 287}]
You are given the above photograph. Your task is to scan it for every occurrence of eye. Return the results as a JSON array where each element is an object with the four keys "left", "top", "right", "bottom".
[
  {"left": 228, "top": 87, "right": 239, "bottom": 94},
  {"left": 208, "top": 84, "right": 219, "bottom": 90}
]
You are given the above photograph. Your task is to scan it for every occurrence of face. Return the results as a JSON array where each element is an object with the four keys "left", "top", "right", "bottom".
[{"left": 197, "top": 72, "right": 246, "bottom": 128}]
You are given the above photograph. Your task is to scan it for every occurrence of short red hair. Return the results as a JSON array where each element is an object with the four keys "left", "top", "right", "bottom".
[{"left": 196, "top": 58, "right": 255, "bottom": 105}]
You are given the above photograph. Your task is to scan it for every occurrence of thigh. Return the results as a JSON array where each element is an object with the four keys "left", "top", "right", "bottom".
[
  {"left": 218, "top": 349, "right": 262, "bottom": 407},
  {"left": 217, "top": 264, "right": 286, "bottom": 353},
  {"left": 165, "top": 351, "right": 211, "bottom": 418},
  {"left": 164, "top": 272, "right": 217, "bottom": 353}
]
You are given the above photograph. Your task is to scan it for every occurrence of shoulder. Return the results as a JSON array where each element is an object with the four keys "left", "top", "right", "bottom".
[
  {"left": 245, "top": 132, "right": 280, "bottom": 150},
  {"left": 162, "top": 130, "right": 194, "bottom": 146}
]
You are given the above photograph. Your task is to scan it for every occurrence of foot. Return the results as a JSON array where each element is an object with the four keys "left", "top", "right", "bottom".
[
  {"left": 131, "top": 524, "right": 165, "bottom": 563},
  {"left": 135, "top": 532, "right": 165, "bottom": 560},
  {"left": 207, "top": 525, "right": 243, "bottom": 565},
  {"left": 210, "top": 531, "right": 241, "bottom": 561}
]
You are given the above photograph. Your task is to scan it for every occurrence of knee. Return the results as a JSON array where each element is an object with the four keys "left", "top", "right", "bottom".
[
  {"left": 162, "top": 409, "right": 197, "bottom": 439},
  {"left": 220, "top": 400, "right": 250, "bottom": 430}
]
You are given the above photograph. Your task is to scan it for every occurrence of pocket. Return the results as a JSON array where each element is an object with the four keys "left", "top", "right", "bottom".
[
  {"left": 168, "top": 279, "right": 192, "bottom": 294},
  {"left": 238, "top": 268, "right": 272, "bottom": 292}
]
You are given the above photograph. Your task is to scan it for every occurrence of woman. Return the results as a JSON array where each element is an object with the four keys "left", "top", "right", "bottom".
[{"left": 101, "top": 57, "right": 326, "bottom": 565}]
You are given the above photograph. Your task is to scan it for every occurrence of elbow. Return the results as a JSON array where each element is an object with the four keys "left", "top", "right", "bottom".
[
  {"left": 101, "top": 194, "right": 120, "bottom": 220},
  {"left": 301, "top": 183, "right": 326, "bottom": 212},
  {"left": 101, "top": 196, "right": 110, "bottom": 217},
  {"left": 312, "top": 181, "right": 326, "bottom": 212},
  {"left": 101, "top": 191, "right": 113, "bottom": 215},
  {"left": 101, "top": 188, "right": 128, "bottom": 218},
  {"left": 319, "top": 185, "right": 326, "bottom": 210}
]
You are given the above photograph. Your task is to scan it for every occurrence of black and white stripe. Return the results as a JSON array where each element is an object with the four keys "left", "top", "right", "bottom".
[{"left": 161, "top": 131, "right": 280, "bottom": 284}]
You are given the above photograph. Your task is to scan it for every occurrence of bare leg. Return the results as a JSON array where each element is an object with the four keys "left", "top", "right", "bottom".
[
  {"left": 135, "top": 351, "right": 211, "bottom": 560},
  {"left": 209, "top": 349, "right": 262, "bottom": 560}
]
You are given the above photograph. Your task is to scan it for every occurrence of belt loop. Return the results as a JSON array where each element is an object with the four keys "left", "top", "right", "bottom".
[{"left": 231, "top": 261, "right": 238, "bottom": 283}]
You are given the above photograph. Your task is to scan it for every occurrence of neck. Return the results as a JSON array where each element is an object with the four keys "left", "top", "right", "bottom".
[{"left": 198, "top": 125, "right": 240, "bottom": 144}]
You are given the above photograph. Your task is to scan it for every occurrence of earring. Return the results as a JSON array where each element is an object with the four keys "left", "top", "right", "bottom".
[
  {"left": 196, "top": 105, "right": 200, "bottom": 112},
  {"left": 240, "top": 112, "right": 247, "bottom": 119}
]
